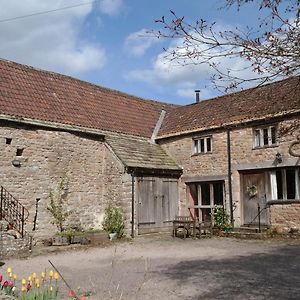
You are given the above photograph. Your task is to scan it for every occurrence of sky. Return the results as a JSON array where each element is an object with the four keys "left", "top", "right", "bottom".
[{"left": 0, "top": 0, "right": 261, "bottom": 105}]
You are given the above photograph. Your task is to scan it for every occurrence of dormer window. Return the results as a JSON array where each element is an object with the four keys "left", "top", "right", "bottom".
[
  {"left": 253, "top": 125, "right": 277, "bottom": 148},
  {"left": 193, "top": 136, "right": 212, "bottom": 154}
]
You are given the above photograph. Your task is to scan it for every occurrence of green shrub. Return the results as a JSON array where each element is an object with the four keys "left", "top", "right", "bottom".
[
  {"left": 102, "top": 205, "right": 125, "bottom": 238},
  {"left": 211, "top": 205, "right": 230, "bottom": 229}
]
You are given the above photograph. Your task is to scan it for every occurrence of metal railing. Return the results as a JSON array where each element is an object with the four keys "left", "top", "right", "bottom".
[
  {"left": 0, "top": 186, "right": 29, "bottom": 237},
  {"left": 248, "top": 202, "right": 267, "bottom": 233}
]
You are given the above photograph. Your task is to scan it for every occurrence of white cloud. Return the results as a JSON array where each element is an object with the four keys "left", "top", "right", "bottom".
[
  {"left": 126, "top": 35, "right": 264, "bottom": 101},
  {"left": 124, "top": 29, "right": 160, "bottom": 57},
  {"left": 0, "top": 0, "right": 107, "bottom": 75},
  {"left": 98, "top": 0, "right": 123, "bottom": 16},
  {"left": 126, "top": 51, "right": 211, "bottom": 88}
]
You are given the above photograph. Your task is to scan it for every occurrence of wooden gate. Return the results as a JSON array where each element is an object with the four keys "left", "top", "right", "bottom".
[
  {"left": 137, "top": 177, "right": 178, "bottom": 234},
  {"left": 242, "top": 172, "right": 267, "bottom": 225}
]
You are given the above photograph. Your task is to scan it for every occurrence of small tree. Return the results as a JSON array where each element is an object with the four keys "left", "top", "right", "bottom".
[{"left": 47, "top": 176, "right": 72, "bottom": 233}]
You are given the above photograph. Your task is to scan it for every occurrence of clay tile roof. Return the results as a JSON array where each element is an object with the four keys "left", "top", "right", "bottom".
[
  {"left": 158, "top": 76, "right": 300, "bottom": 138},
  {"left": 0, "top": 59, "right": 176, "bottom": 138},
  {"left": 106, "top": 133, "right": 182, "bottom": 171}
]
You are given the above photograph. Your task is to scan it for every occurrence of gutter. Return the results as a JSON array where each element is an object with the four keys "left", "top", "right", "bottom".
[{"left": 0, "top": 115, "right": 106, "bottom": 138}]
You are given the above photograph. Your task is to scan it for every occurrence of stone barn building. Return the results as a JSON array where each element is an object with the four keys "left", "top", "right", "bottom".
[{"left": 0, "top": 59, "right": 299, "bottom": 244}]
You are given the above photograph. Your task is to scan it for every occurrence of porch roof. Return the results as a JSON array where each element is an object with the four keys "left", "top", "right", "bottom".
[{"left": 105, "top": 133, "right": 182, "bottom": 173}]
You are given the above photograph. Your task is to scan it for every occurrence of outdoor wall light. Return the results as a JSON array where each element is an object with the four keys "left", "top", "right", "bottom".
[
  {"left": 11, "top": 159, "right": 21, "bottom": 167},
  {"left": 275, "top": 152, "right": 283, "bottom": 164}
]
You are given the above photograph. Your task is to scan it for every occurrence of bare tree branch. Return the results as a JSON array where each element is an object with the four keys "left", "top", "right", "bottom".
[{"left": 150, "top": 0, "right": 300, "bottom": 93}]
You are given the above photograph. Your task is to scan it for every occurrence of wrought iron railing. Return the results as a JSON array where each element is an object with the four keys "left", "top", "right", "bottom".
[
  {"left": 248, "top": 202, "right": 266, "bottom": 233},
  {"left": 0, "top": 186, "right": 29, "bottom": 237}
]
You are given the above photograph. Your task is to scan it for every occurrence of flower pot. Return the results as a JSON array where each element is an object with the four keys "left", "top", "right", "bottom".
[{"left": 109, "top": 232, "right": 117, "bottom": 241}]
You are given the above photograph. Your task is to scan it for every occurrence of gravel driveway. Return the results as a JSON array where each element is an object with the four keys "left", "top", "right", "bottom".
[{"left": 1, "top": 235, "right": 300, "bottom": 300}]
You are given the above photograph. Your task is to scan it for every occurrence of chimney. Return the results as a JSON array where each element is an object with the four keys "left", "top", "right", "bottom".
[{"left": 195, "top": 90, "right": 200, "bottom": 103}]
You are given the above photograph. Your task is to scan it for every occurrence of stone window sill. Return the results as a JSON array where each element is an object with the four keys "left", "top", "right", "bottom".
[{"left": 267, "top": 200, "right": 300, "bottom": 205}]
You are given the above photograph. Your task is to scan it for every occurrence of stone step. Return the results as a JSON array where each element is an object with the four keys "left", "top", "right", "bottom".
[
  {"left": 227, "top": 231, "right": 265, "bottom": 239},
  {"left": 234, "top": 226, "right": 269, "bottom": 234}
]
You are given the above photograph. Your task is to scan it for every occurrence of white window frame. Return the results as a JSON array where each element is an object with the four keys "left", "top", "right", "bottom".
[
  {"left": 196, "top": 181, "right": 225, "bottom": 223},
  {"left": 193, "top": 136, "right": 212, "bottom": 154},
  {"left": 253, "top": 125, "right": 277, "bottom": 148},
  {"left": 269, "top": 168, "right": 300, "bottom": 201}
]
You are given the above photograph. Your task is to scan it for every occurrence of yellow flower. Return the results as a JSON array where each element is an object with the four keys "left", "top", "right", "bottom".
[
  {"left": 54, "top": 272, "right": 59, "bottom": 280},
  {"left": 32, "top": 272, "right": 37, "bottom": 279},
  {"left": 49, "top": 286, "right": 53, "bottom": 292},
  {"left": 49, "top": 271, "right": 54, "bottom": 279},
  {"left": 7, "top": 267, "right": 12, "bottom": 273},
  {"left": 35, "top": 278, "right": 40, "bottom": 286},
  {"left": 28, "top": 276, "right": 32, "bottom": 281},
  {"left": 9, "top": 272, "right": 13, "bottom": 278},
  {"left": 41, "top": 272, "right": 46, "bottom": 279},
  {"left": 21, "top": 286, "right": 27, "bottom": 292},
  {"left": 22, "top": 279, "right": 26, "bottom": 285}
]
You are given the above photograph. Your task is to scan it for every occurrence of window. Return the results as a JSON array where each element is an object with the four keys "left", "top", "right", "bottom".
[
  {"left": 253, "top": 125, "right": 277, "bottom": 148},
  {"left": 193, "top": 136, "right": 212, "bottom": 154},
  {"left": 188, "top": 181, "right": 224, "bottom": 223},
  {"left": 269, "top": 168, "right": 300, "bottom": 201}
]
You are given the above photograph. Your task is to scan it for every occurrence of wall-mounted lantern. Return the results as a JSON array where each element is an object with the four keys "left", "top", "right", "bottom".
[{"left": 275, "top": 152, "right": 283, "bottom": 164}]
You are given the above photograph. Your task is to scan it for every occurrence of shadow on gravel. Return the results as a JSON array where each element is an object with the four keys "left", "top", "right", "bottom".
[{"left": 161, "top": 244, "right": 300, "bottom": 300}]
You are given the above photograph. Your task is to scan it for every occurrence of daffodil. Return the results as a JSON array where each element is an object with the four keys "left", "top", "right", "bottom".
[
  {"left": 49, "top": 286, "right": 53, "bottom": 292},
  {"left": 28, "top": 276, "right": 32, "bottom": 282},
  {"left": 8, "top": 272, "right": 13, "bottom": 278},
  {"left": 6, "top": 267, "right": 12, "bottom": 274},
  {"left": 49, "top": 270, "right": 54, "bottom": 279},
  {"left": 21, "top": 285, "right": 27, "bottom": 292},
  {"left": 32, "top": 272, "right": 37, "bottom": 279},
  {"left": 22, "top": 279, "right": 26, "bottom": 285}
]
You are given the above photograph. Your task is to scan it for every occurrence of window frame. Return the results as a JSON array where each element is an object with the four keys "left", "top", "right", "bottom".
[
  {"left": 268, "top": 168, "right": 300, "bottom": 201},
  {"left": 253, "top": 125, "right": 278, "bottom": 149},
  {"left": 193, "top": 135, "right": 213, "bottom": 155}
]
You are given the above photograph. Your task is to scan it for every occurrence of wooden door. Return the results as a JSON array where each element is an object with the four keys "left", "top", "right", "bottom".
[
  {"left": 242, "top": 172, "right": 267, "bottom": 225},
  {"left": 162, "top": 179, "right": 178, "bottom": 225},
  {"left": 137, "top": 177, "right": 178, "bottom": 234}
]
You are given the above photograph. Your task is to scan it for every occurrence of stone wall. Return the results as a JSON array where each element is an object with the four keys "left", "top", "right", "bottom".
[
  {"left": 269, "top": 203, "right": 300, "bottom": 229},
  {"left": 0, "top": 122, "right": 132, "bottom": 240},
  {"left": 102, "top": 144, "right": 133, "bottom": 235},
  {"left": 159, "top": 117, "right": 300, "bottom": 228}
]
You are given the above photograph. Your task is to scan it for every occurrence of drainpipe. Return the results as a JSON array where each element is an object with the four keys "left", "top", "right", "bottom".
[
  {"left": 131, "top": 172, "right": 135, "bottom": 238},
  {"left": 227, "top": 129, "right": 234, "bottom": 226}
]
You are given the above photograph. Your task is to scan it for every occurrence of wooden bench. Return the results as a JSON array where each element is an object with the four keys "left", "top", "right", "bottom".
[{"left": 172, "top": 216, "right": 195, "bottom": 239}]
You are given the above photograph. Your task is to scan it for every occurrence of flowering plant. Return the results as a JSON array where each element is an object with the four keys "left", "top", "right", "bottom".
[
  {"left": 0, "top": 267, "right": 88, "bottom": 299},
  {"left": 0, "top": 267, "right": 59, "bottom": 299}
]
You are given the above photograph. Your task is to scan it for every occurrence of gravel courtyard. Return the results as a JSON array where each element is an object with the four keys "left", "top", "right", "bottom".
[{"left": 1, "top": 235, "right": 300, "bottom": 300}]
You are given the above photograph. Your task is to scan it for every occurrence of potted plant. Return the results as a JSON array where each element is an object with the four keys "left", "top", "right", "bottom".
[{"left": 102, "top": 204, "right": 125, "bottom": 240}]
